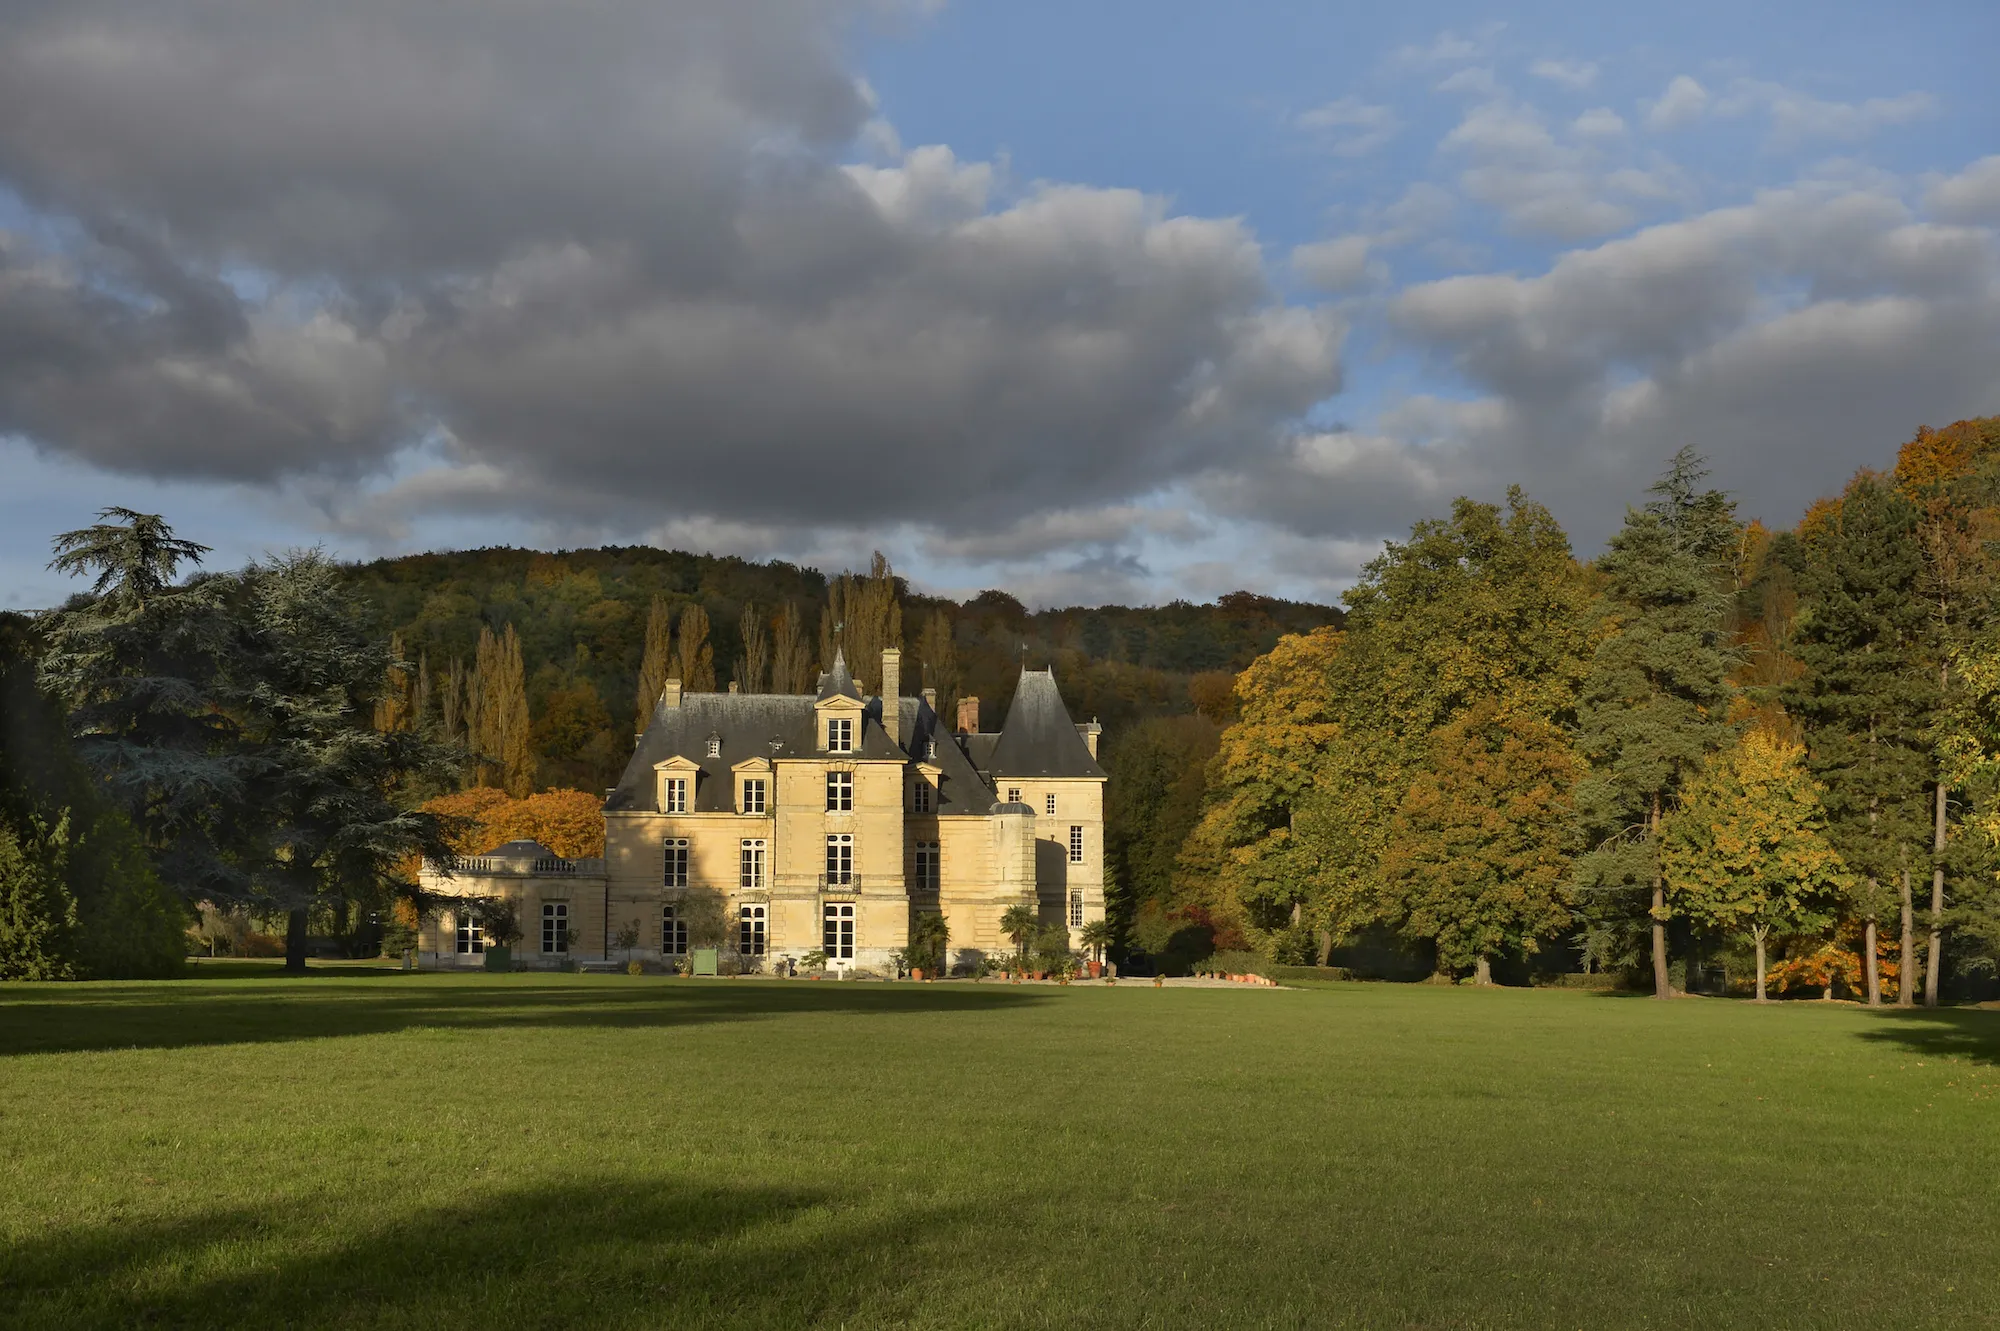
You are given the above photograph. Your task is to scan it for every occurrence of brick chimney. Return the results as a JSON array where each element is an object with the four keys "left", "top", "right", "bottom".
[
  {"left": 956, "top": 696, "right": 980, "bottom": 735},
  {"left": 663, "top": 678, "right": 683, "bottom": 709},
  {"left": 881, "top": 648, "right": 902, "bottom": 745}
]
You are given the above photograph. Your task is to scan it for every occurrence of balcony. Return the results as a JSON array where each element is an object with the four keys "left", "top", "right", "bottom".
[{"left": 818, "top": 873, "right": 861, "bottom": 890}]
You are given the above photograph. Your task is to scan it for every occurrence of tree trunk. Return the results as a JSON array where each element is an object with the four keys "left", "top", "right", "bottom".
[
  {"left": 1929, "top": 780, "right": 1946, "bottom": 1009},
  {"left": 1864, "top": 916, "right": 1880, "bottom": 1006},
  {"left": 1753, "top": 929, "right": 1768, "bottom": 1003},
  {"left": 1898, "top": 861, "right": 1915, "bottom": 1009},
  {"left": 1474, "top": 956, "right": 1493, "bottom": 986},
  {"left": 285, "top": 907, "right": 309, "bottom": 973},
  {"left": 1650, "top": 795, "right": 1670, "bottom": 1000}
]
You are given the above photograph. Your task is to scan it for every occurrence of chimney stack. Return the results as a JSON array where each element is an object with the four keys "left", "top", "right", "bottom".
[
  {"left": 663, "top": 678, "right": 683, "bottom": 709},
  {"left": 956, "top": 696, "right": 980, "bottom": 735},
  {"left": 1077, "top": 718, "right": 1102, "bottom": 759},
  {"left": 921, "top": 686, "right": 937, "bottom": 712},
  {"left": 881, "top": 648, "right": 901, "bottom": 745},
  {"left": 728, "top": 681, "right": 740, "bottom": 695}
]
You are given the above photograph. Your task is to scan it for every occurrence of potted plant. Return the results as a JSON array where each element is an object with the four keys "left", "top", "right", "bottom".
[
  {"left": 616, "top": 919, "right": 642, "bottom": 974},
  {"left": 477, "top": 898, "right": 522, "bottom": 972},
  {"left": 1079, "top": 919, "right": 1112, "bottom": 979}
]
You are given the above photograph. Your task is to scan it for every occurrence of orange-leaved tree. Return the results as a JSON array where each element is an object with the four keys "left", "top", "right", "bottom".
[{"left": 421, "top": 787, "right": 606, "bottom": 860}]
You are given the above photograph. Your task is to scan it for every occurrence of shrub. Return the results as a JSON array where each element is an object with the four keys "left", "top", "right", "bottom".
[
  {"left": 1531, "top": 972, "right": 1633, "bottom": 991},
  {"left": 1268, "top": 965, "right": 1357, "bottom": 984},
  {"left": 1200, "top": 949, "right": 1268, "bottom": 977}
]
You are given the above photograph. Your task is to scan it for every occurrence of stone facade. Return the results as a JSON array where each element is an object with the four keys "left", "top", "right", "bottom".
[{"left": 420, "top": 649, "right": 1106, "bottom": 974}]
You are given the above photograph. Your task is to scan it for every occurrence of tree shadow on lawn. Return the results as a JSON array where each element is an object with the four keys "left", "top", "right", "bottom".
[
  {"left": 0, "top": 980, "right": 1052, "bottom": 1059},
  {"left": 1851, "top": 1006, "right": 2000, "bottom": 1067},
  {"left": 1, "top": 1177, "right": 986, "bottom": 1330}
]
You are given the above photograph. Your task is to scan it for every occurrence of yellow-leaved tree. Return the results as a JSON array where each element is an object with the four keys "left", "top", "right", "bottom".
[{"left": 1661, "top": 729, "right": 1848, "bottom": 1000}]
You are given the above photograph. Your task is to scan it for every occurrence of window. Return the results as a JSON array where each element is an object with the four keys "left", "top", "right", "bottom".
[
  {"left": 541, "top": 902, "right": 569, "bottom": 954},
  {"left": 826, "top": 770, "right": 853, "bottom": 812},
  {"left": 915, "top": 841, "right": 940, "bottom": 892},
  {"left": 926, "top": 739, "right": 938, "bottom": 760},
  {"left": 662, "top": 903, "right": 688, "bottom": 956},
  {"left": 1007, "top": 787, "right": 1021, "bottom": 804},
  {"left": 663, "top": 776, "right": 688, "bottom": 814},
  {"left": 454, "top": 908, "right": 485, "bottom": 955},
  {"left": 663, "top": 838, "right": 689, "bottom": 888},
  {"left": 739, "top": 903, "right": 767, "bottom": 956},
  {"left": 740, "top": 839, "right": 766, "bottom": 890},
  {"left": 1069, "top": 825, "right": 1084, "bottom": 864},
  {"left": 823, "top": 902, "right": 855, "bottom": 960},
  {"left": 827, "top": 716, "right": 854, "bottom": 752},
  {"left": 1045, "top": 793, "right": 1057, "bottom": 816},
  {"left": 740, "top": 778, "right": 766, "bottom": 814},
  {"left": 1069, "top": 892, "right": 1084, "bottom": 928},
  {"left": 912, "top": 778, "right": 933, "bottom": 813},
  {"left": 825, "top": 833, "right": 853, "bottom": 886},
  {"left": 706, "top": 736, "right": 721, "bottom": 758}
]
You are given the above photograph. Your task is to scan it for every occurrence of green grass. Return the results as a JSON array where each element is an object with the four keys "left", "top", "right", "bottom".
[{"left": 1, "top": 976, "right": 1994, "bottom": 1329}]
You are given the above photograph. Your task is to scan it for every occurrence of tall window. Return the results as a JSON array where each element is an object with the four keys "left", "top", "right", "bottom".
[
  {"left": 663, "top": 776, "right": 688, "bottom": 814},
  {"left": 740, "top": 839, "right": 766, "bottom": 890},
  {"left": 823, "top": 902, "right": 855, "bottom": 961},
  {"left": 663, "top": 838, "right": 689, "bottom": 888},
  {"left": 1045, "top": 793, "right": 1057, "bottom": 816},
  {"left": 825, "top": 833, "right": 854, "bottom": 886},
  {"left": 827, "top": 717, "right": 854, "bottom": 752},
  {"left": 541, "top": 902, "right": 569, "bottom": 954},
  {"left": 1006, "top": 787, "right": 1021, "bottom": 804},
  {"left": 826, "top": 770, "right": 853, "bottom": 812},
  {"left": 1069, "top": 892, "right": 1084, "bottom": 928},
  {"left": 455, "top": 909, "right": 485, "bottom": 955},
  {"left": 740, "top": 778, "right": 766, "bottom": 814},
  {"left": 915, "top": 841, "right": 941, "bottom": 892},
  {"left": 1069, "top": 825, "right": 1085, "bottom": 864},
  {"left": 912, "top": 778, "right": 933, "bottom": 813},
  {"left": 662, "top": 903, "right": 688, "bottom": 956},
  {"left": 739, "top": 903, "right": 767, "bottom": 956}
]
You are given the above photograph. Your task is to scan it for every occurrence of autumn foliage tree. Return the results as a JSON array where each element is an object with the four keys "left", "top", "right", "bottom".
[
  {"left": 421, "top": 787, "right": 606, "bottom": 860},
  {"left": 1382, "top": 700, "right": 1579, "bottom": 983},
  {"left": 1661, "top": 730, "right": 1848, "bottom": 1000}
]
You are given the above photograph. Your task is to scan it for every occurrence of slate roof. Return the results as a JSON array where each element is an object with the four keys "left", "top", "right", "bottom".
[
  {"left": 605, "top": 679, "right": 996, "bottom": 814},
  {"left": 985, "top": 668, "right": 1107, "bottom": 780},
  {"left": 488, "top": 839, "right": 562, "bottom": 859}
]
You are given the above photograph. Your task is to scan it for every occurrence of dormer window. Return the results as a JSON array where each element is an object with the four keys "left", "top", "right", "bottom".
[
  {"left": 827, "top": 717, "right": 854, "bottom": 753},
  {"left": 740, "top": 778, "right": 766, "bottom": 815},
  {"left": 913, "top": 779, "right": 933, "bottom": 814},
  {"left": 926, "top": 739, "right": 937, "bottom": 760},
  {"left": 663, "top": 776, "right": 688, "bottom": 814},
  {"left": 706, "top": 736, "right": 721, "bottom": 758}
]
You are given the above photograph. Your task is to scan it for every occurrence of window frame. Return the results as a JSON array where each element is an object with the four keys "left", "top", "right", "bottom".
[
  {"left": 663, "top": 776, "right": 689, "bottom": 814},
  {"left": 827, "top": 716, "right": 854, "bottom": 753},
  {"left": 912, "top": 778, "right": 933, "bottom": 813},
  {"left": 1068, "top": 825, "right": 1084, "bottom": 864},
  {"left": 541, "top": 901, "right": 569, "bottom": 955},
  {"left": 738, "top": 903, "right": 767, "bottom": 956},
  {"left": 1045, "top": 793, "right": 1057, "bottom": 816},
  {"left": 1069, "top": 892, "right": 1084, "bottom": 928},
  {"left": 455, "top": 908, "right": 485, "bottom": 955},
  {"left": 740, "top": 838, "right": 767, "bottom": 891},
  {"left": 663, "top": 837, "right": 690, "bottom": 889},
  {"left": 915, "top": 840, "right": 941, "bottom": 892},
  {"left": 825, "top": 833, "right": 854, "bottom": 886},
  {"left": 826, "top": 769, "right": 854, "bottom": 812},
  {"left": 740, "top": 777, "right": 766, "bottom": 815},
  {"left": 1006, "top": 787, "right": 1021, "bottom": 804},
  {"left": 662, "top": 903, "right": 688, "bottom": 957},
  {"left": 823, "top": 901, "right": 856, "bottom": 960}
]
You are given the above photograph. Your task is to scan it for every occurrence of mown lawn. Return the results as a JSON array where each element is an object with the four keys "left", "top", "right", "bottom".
[{"left": 0, "top": 975, "right": 1994, "bottom": 1329}]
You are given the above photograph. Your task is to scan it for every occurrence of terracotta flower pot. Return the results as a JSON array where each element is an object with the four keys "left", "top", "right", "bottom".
[{"left": 910, "top": 967, "right": 923, "bottom": 982}]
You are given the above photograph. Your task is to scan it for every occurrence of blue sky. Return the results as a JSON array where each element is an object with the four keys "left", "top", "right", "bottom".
[{"left": 2, "top": 0, "right": 1997, "bottom": 609}]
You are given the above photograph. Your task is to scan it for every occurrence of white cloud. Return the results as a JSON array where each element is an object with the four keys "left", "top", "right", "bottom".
[
  {"left": 1295, "top": 97, "right": 1401, "bottom": 157},
  {"left": 1531, "top": 59, "right": 1598, "bottom": 90},
  {"left": 1716, "top": 80, "right": 1939, "bottom": 145},
  {"left": 1646, "top": 75, "right": 1709, "bottom": 130},
  {"left": 1440, "top": 99, "right": 1647, "bottom": 239},
  {"left": 1391, "top": 25, "right": 1504, "bottom": 67},
  {"left": 1436, "top": 66, "right": 1500, "bottom": 97},
  {"left": 1929, "top": 156, "right": 2000, "bottom": 224},
  {"left": 1571, "top": 107, "right": 1627, "bottom": 139}
]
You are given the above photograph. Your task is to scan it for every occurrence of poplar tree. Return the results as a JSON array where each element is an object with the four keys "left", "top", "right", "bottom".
[
  {"left": 673, "top": 604, "right": 716, "bottom": 693},
  {"left": 735, "top": 603, "right": 770, "bottom": 694},
  {"left": 1783, "top": 473, "right": 1934, "bottom": 1005},
  {"left": 771, "top": 602, "right": 812, "bottom": 694},
  {"left": 1661, "top": 730, "right": 1847, "bottom": 1000},
  {"left": 822, "top": 552, "right": 902, "bottom": 693},
  {"left": 470, "top": 624, "right": 534, "bottom": 796},
  {"left": 1572, "top": 449, "right": 1740, "bottom": 999},
  {"left": 635, "top": 594, "right": 673, "bottom": 728},
  {"left": 917, "top": 610, "right": 960, "bottom": 719}
]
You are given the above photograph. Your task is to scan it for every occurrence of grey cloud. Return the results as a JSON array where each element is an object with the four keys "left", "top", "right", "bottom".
[
  {"left": 1217, "top": 181, "right": 2000, "bottom": 552},
  {"left": 0, "top": 0, "right": 1341, "bottom": 553},
  {"left": 1930, "top": 157, "right": 2000, "bottom": 224}
]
